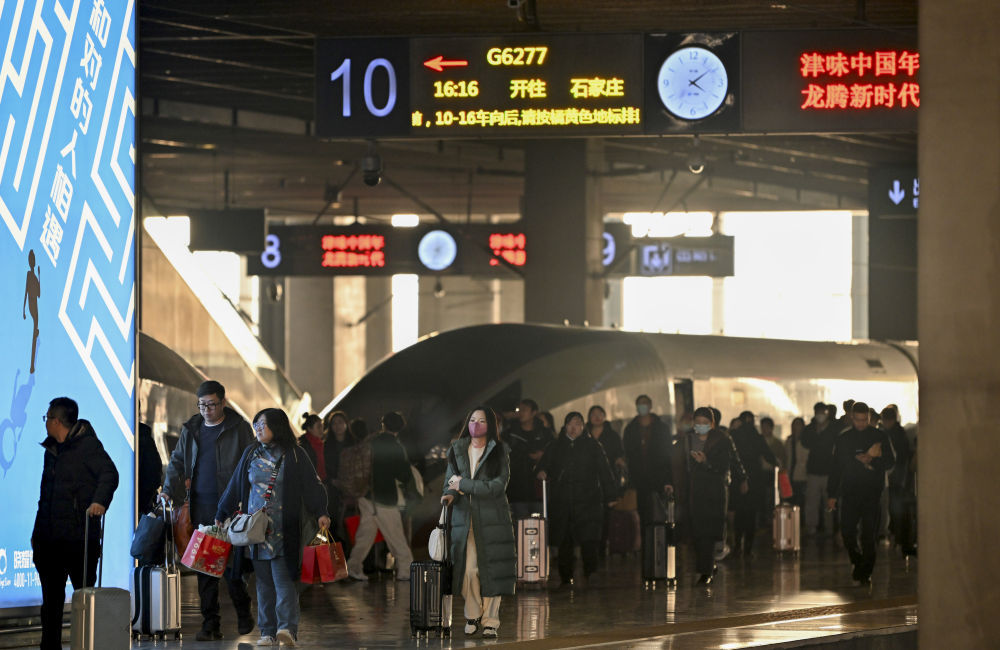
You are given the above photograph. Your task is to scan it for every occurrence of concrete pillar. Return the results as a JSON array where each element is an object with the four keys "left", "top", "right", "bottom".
[
  {"left": 365, "top": 277, "right": 393, "bottom": 368},
  {"left": 919, "top": 0, "right": 1000, "bottom": 646},
  {"left": 333, "top": 277, "right": 367, "bottom": 398},
  {"left": 284, "top": 277, "right": 334, "bottom": 404},
  {"left": 523, "top": 139, "right": 604, "bottom": 326}
]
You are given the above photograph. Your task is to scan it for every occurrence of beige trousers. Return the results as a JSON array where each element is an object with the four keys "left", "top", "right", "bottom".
[
  {"left": 462, "top": 526, "right": 501, "bottom": 628},
  {"left": 347, "top": 497, "right": 413, "bottom": 579}
]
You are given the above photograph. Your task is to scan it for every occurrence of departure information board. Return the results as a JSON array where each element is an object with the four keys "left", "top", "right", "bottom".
[{"left": 317, "top": 34, "right": 646, "bottom": 138}]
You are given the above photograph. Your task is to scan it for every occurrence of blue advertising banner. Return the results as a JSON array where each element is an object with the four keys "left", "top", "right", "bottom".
[{"left": 0, "top": 0, "right": 136, "bottom": 609}]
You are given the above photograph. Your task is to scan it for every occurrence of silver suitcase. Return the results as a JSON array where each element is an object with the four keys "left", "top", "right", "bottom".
[
  {"left": 131, "top": 501, "right": 183, "bottom": 639},
  {"left": 772, "top": 467, "right": 800, "bottom": 552},
  {"left": 517, "top": 479, "right": 548, "bottom": 583},
  {"left": 773, "top": 504, "right": 801, "bottom": 552},
  {"left": 71, "top": 516, "right": 131, "bottom": 650}
]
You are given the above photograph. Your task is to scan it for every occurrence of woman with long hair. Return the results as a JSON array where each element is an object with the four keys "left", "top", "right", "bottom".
[
  {"left": 441, "top": 406, "right": 516, "bottom": 639},
  {"left": 217, "top": 408, "right": 329, "bottom": 647}
]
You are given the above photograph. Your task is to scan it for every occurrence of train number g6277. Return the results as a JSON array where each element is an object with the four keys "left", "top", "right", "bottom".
[{"left": 486, "top": 46, "right": 548, "bottom": 66}]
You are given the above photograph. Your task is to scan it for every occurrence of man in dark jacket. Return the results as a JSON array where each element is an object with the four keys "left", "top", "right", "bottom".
[
  {"left": 622, "top": 395, "right": 674, "bottom": 528},
  {"left": 729, "top": 411, "right": 778, "bottom": 556},
  {"left": 346, "top": 411, "right": 415, "bottom": 581},
  {"left": 32, "top": 397, "right": 119, "bottom": 650},
  {"left": 828, "top": 402, "right": 895, "bottom": 585},
  {"left": 163, "top": 380, "right": 254, "bottom": 640},
  {"left": 801, "top": 401, "right": 838, "bottom": 536},
  {"left": 501, "top": 399, "right": 552, "bottom": 521}
]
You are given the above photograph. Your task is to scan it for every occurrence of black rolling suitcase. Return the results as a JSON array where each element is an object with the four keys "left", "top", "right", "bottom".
[
  {"left": 642, "top": 494, "right": 677, "bottom": 588},
  {"left": 409, "top": 506, "right": 453, "bottom": 637}
]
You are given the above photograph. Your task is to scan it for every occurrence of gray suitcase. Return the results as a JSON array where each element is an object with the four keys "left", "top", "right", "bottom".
[
  {"left": 70, "top": 516, "right": 131, "bottom": 650},
  {"left": 131, "top": 500, "right": 182, "bottom": 640},
  {"left": 517, "top": 479, "right": 548, "bottom": 583}
]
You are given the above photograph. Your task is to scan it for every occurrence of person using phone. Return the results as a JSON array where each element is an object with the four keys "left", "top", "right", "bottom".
[{"left": 827, "top": 401, "right": 895, "bottom": 585}]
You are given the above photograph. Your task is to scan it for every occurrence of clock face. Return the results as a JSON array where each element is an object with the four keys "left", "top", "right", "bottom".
[
  {"left": 657, "top": 46, "right": 729, "bottom": 120},
  {"left": 418, "top": 230, "right": 458, "bottom": 271}
]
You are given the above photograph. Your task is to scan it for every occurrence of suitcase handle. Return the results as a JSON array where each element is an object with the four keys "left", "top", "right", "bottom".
[{"left": 82, "top": 514, "right": 106, "bottom": 588}]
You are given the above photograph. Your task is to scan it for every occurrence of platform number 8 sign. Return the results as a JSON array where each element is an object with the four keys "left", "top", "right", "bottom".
[{"left": 261, "top": 234, "right": 281, "bottom": 269}]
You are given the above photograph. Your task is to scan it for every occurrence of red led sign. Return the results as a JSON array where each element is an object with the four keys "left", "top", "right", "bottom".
[
  {"left": 488, "top": 232, "right": 526, "bottom": 266},
  {"left": 798, "top": 49, "right": 919, "bottom": 110},
  {"left": 320, "top": 233, "right": 386, "bottom": 268}
]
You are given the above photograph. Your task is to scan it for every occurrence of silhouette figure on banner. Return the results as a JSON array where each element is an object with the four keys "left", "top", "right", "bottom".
[
  {"left": 23, "top": 249, "right": 41, "bottom": 374},
  {"left": 0, "top": 369, "right": 35, "bottom": 477}
]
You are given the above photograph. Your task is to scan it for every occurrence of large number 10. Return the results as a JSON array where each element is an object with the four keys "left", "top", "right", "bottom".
[{"left": 330, "top": 58, "right": 397, "bottom": 117}]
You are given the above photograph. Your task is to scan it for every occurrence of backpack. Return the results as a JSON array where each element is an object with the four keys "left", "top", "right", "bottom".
[{"left": 338, "top": 438, "right": 373, "bottom": 500}]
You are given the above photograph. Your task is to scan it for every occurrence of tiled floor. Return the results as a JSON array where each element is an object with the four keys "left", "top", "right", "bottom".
[{"left": 23, "top": 535, "right": 918, "bottom": 649}]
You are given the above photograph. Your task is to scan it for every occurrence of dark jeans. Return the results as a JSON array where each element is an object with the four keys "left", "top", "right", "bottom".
[
  {"left": 888, "top": 486, "right": 917, "bottom": 550},
  {"left": 557, "top": 536, "right": 600, "bottom": 582},
  {"left": 33, "top": 536, "right": 99, "bottom": 650},
  {"left": 192, "top": 501, "right": 252, "bottom": 630},
  {"left": 839, "top": 495, "right": 880, "bottom": 579}
]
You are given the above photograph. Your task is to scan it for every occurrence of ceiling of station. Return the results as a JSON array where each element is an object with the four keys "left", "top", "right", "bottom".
[{"left": 139, "top": 0, "right": 918, "bottom": 222}]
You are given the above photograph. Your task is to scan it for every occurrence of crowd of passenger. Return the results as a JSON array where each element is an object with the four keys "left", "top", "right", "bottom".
[{"left": 30, "top": 381, "right": 917, "bottom": 647}]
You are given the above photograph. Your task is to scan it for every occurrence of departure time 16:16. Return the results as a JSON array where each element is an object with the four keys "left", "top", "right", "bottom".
[{"left": 433, "top": 80, "right": 480, "bottom": 98}]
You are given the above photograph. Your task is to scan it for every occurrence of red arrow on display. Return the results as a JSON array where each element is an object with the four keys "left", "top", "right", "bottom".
[{"left": 423, "top": 55, "right": 469, "bottom": 72}]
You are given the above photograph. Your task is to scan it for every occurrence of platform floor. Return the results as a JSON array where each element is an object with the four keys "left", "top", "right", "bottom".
[{"left": 31, "top": 534, "right": 919, "bottom": 649}]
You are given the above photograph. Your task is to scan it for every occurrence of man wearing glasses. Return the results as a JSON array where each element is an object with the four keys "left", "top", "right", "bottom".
[{"left": 163, "top": 380, "right": 255, "bottom": 640}]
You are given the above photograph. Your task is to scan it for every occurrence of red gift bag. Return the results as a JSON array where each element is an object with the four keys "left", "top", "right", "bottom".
[
  {"left": 181, "top": 529, "right": 232, "bottom": 577},
  {"left": 301, "top": 530, "right": 349, "bottom": 584},
  {"left": 344, "top": 515, "right": 384, "bottom": 545},
  {"left": 778, "top": 470, "right": 794, "bottom": 500}
]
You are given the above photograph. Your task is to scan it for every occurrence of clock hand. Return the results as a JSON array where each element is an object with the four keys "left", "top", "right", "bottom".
[
  {"left": 691, "top": 70, "right": 710, "bottom": 84},
  {"left": 689, "top": 79, "right": 706, "bottom": 91}
]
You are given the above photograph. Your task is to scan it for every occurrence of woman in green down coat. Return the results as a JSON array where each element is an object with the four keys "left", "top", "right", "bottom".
[{"left": 441, "top": 406, "right": 516, "bottom": 639}]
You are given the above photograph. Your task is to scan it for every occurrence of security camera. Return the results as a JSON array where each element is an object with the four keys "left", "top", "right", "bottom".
[
  {"left": 687, "top": 153, "right": 706, "bottom": 175},
  {"left": 361, "top": 151, "right": 382, "bottom": 186},
  {"left": 687, "top": 135, "right": 705, "bottom": 174}
]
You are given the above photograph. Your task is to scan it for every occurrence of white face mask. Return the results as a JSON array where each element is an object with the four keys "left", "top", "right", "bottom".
[
  {"left": 637, "top": 404, "right": 651, "bottom": 417},
  {"left": 693, "top": 423, "right": 712, "bottom": 435},
  {"left": 816, "top": 413, "right": 828, "bottom": 424}
]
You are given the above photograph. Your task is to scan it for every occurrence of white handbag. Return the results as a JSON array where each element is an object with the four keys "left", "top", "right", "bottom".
[
  {"left": 427, "top": 505, "right": 450, "bottom": 562},
  {"left": 227, "top": 509, "right": 270, "bottom": 547}
]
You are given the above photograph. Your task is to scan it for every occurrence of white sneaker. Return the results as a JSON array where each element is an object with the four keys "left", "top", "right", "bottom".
[
  {"left": 256, "top": 636, "right": 276, "bottom": 646},
  {"left": 276, "top": 629, "right": 297, "bottom": 646}
]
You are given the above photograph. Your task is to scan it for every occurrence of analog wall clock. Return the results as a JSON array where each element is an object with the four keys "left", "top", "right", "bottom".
[
  {"left": 656, "top": 46, "right": 729, "bottom": 120},
  {"left": 418, "top": 229, "right": 458, "bottom": 271}
]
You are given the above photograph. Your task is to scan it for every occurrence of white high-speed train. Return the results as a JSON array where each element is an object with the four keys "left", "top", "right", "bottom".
[{"left": 325, "top": 323, "right": 918, "bottom": 446}]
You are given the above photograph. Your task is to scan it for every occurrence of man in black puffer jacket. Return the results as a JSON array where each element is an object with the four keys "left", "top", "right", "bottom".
[
  {"left": 163, "top": 380, "right": 255, "bottom": 640},
  {"left": 32, "top": 397, "right": 119, "bottom": 650}
]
